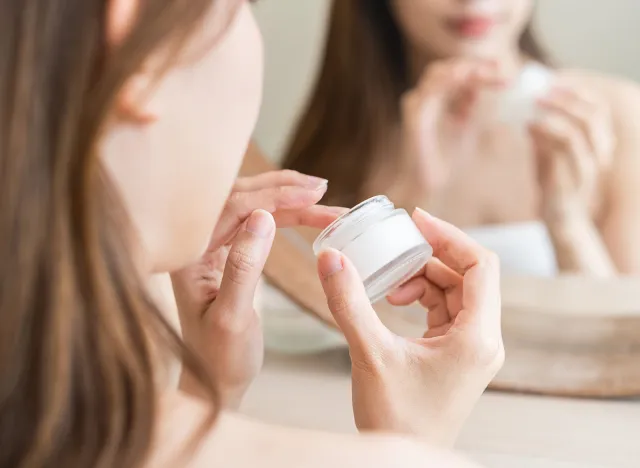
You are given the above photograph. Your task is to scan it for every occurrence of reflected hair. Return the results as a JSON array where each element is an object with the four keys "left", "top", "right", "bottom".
[
  {"left": 282, "top": 0, "right": 550, "bottom": 207},
  {"left": 0, "top": 1, "right": 238, "bottom": 467}
]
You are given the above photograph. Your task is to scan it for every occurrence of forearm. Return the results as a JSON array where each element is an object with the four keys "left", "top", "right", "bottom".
[{"left": 545, "top": 211, "right": 616, "bottom": 277}]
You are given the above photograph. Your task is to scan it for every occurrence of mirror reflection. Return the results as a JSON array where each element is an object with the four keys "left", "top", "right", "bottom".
[
  {"left": 257, "top": 0, "right": 640, "bottom": 277},
  {"left": 249, "top": 0, "right": 640, "bottom": 400}
]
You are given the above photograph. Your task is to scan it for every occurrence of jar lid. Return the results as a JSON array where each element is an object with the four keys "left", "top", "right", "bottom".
[{"left": 313, "top": 195, "right": 394, "bottom": 254}]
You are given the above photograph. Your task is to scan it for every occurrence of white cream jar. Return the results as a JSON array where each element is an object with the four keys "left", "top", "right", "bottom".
[
  {"left": 313, "top": 196, "right": 432, "bottom": 303},
  {"left": 478, "top": 63, "right": 554, "bottom": 128}
]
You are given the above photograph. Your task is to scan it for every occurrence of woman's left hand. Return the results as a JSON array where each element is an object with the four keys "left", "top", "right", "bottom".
[
  {"left": 171, "top": 170, "right": 345, "bottom": 409},
  {"left": 530, "top": 84, "right": 615, "bottom": 222}
]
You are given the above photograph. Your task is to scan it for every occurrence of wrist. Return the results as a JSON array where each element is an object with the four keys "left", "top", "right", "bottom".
[
  {"left": 541, "top": 199, "right": 616, "bottom": 276},
  {"left": 179, "top": 371, "right": 245, "bottom": 411},
  {"left": 541, "top": 195, "right": 590, "bottom": 229}
]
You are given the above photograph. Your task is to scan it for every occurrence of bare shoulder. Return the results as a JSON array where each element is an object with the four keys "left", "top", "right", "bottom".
[
  {"left": 557, "top": 68, "right": 640, "bottom": 167},
  {"left": 147, "top": 392, "right": 480, "bottom": 468},
  {"left": 558, "top": 68, "right": 640, "bottom": 100},
  {"left": 557, "top": 68, "right": 640, "bottom": 123}
]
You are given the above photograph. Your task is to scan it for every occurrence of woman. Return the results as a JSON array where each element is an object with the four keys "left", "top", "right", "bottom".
[
  {"left": 0, "top": 1, "right": 503, "bottom": 467},
  {"left": 283, "top": 0, "right": 640, "bottom": 276}
]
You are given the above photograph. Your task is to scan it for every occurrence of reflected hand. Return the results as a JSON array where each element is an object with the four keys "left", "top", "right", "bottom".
[
  {"left": 531, "top": 84, "right": 615, "bottom": 222},
  {"left": 173, "top": 170, "right": 346, "bottom": 409},
  {"left": 393, "top": 58, "right": 507, "bottom": 206},
  {"left": 317, "top": 208, "right": 504, "bottom": 447}
]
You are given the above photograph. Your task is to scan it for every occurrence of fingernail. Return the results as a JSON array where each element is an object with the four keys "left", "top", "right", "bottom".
[
  {"left": 318, "top": 249, "right": 344, "bottom": 278},
  {"left": 306, "top": 177, "right": 329, "bottom": 190},
  {"left": 246, "top": 210, "right": 274, "bottom": 238},
  {"left": 413, "top": 207, "right": 433, "bottom": 219}
]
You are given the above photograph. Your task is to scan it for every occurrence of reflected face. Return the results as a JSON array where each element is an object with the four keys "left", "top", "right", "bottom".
[
  {"left": 390, "top": 0, "right": 535, "bottom": 59},
  {"left": 102, "top": 3, "right": 264, "bottom": 272}
]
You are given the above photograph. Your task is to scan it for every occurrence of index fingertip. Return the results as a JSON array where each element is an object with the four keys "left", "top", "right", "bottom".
[{"left": 412, "top": 207, "right": 435, "bottom": 225}]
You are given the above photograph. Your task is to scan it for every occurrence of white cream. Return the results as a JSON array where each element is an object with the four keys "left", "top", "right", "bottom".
[
  {"left": 478, "top": 63, "right": 554, "bottom": 128},
  {"left": 314, "top": 196, "right": 432, "bottom": 303}
]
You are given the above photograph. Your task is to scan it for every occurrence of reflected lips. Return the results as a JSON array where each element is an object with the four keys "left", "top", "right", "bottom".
[{"left": 448, "top": 16, "right": 495, "bottom": 38}]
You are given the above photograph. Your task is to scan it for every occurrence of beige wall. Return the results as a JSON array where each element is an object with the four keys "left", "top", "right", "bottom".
[{"left": 252, "top": 0, "right": 640, "bottom": 161}]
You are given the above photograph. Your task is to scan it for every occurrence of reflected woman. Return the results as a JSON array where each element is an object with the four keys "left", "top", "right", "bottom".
[{"left": 283, "top": 0, "right": 640, "bottom": 276}]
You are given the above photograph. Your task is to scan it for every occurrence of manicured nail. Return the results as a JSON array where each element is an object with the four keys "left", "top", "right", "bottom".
[
  {"left": 246, "top": 209, "right": 274, "bottom": 238},
  {"left": 306, "top": 176, "right": 329, "bottom": 190},
  {"left": 318, "top": 249, "right": 344, "bottom": 278},
  {"left": 413, "top": 207, "right": 433, "bottom": 219}
]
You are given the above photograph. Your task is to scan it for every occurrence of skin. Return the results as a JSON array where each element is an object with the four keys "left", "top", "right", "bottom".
[
  {"left": 101, "top": 0, "right": 502, "bottom": 467},
  {"left": 371, "top": 0, "right": 640, "bottom": 275}
]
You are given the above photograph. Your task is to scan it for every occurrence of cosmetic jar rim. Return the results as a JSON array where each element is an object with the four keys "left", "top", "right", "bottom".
[{"left": 313, "top": 195, "right": 395, "bottom": 254}]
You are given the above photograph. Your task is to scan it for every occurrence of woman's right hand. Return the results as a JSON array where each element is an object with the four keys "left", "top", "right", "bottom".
[
  {"left": 392, "top": 59, "right": 506, "bottom": 207},
  {"left": 316, "top": 208, "right": 504, "bottom": 448}
]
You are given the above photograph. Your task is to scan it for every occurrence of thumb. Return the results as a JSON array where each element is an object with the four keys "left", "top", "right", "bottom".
[
  {"left": 317, "top": 249, "right": 392, "bottom": 352},
  {"left": 215, "top": 210, "right": 275, "bottom": 320}
]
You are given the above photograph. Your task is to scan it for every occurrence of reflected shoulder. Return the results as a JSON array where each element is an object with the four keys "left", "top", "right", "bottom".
[
  {"left": 558, "top": 68, "right": 640, "bottom": 163},
  {"left": 557, "top": 67, "right": 640, "bottom": 117},
  {"left": 148, "top": 391, "right": 482, "bottom": 468}
]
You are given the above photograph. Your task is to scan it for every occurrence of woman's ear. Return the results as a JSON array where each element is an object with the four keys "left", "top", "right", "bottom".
[{"left": 107, "top": 0, "right": 158, "bottom": 125}]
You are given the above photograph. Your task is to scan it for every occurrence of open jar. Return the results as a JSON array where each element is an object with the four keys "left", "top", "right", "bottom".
[{"left": 313, "top": 196, "right": 433, "bottom": 303}]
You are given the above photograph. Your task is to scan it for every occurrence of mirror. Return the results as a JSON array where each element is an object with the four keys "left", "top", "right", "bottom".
[{"left": 248, "top": 0, "right": 640, "bottom": 397}]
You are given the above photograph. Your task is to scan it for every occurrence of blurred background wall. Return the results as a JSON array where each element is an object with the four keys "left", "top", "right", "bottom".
[{"left": 252, "top": 0, "right": 640, "bottom": 161}]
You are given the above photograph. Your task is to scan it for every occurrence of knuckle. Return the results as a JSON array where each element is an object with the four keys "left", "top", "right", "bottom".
[
  {"left": 274, "top": 185, "right": 297, "bottom": 204},
  {"left": 227, "top": 190, "right": 244, "bottom": 206},
  {"left": 486, "top": 250, "right": 500, "bottom": 270},
  {"left": 477, "top": 249, "right": 500, "bottom": 273},
  {"left": 280, "top": 169, "right": 302, "bottom": 180},
  {"left": 326, "top": 290, "right": 358, "bottom": 316},
  {"left": 226, "top": 248, "right": 257, "bottom": 285}
]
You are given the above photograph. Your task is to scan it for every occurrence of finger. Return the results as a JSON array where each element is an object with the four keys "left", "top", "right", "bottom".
[
  {"left": 456, "top": 253, "right": 502, "bottom": 335},
  {"left": 234, "top": 170, "right": 327, "bottom": 192},
  {"left": 425, "top": 257, "right": 463, "bottom": 291},
  {"left": 412, "top": 208, "right": 487, "bottom": 276},
  {"left": 415, "top": 60, "right": 507, "bottom": 123},
  {"left": 538, "top": 88, "right": 600, "bottom": 153},
  {"left": 464, "top": 63, "right": 510, "bottom": 89},
  {"left": 411, "top": 208, "right": 500, "bottom": 330},
  {"left": 420, "top": 59, "right": 507, "bottom": 96},
  {"left": 211, "top": 184, "right": 328, "bottom": 250},
  {"left": 317, "top": 248, "right": 392, "bottom": 352},
  {"left": 387, "top": 276, "right": 452, "bottom": 333},
  {"left": 273, "top": 205, "right": 348, "bottom": 229},
  {"left": 388, "top": 276, "right": 447, "bottom": 315},
  {"left": 214, "top": 210, "right": 276, "bottom": 323},
  {"left": 390, "top": 257, "right": 461, "bottom": 297},
  {"left": 529, "top": 116, "right": 593, "bottom": 185},
  {"left": 528, "top": 128, "right": 556, "bottom": 187},
  {"left": 389, "top": 261, "right": 462, "bottom": 319}
]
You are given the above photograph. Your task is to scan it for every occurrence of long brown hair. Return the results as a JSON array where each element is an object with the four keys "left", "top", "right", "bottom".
[
  {"left": 283, "top": 1, "right": 550, "bottom": 207},
  {"left": 0, "top": 1, "right": 233, "bottom": 467}
]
